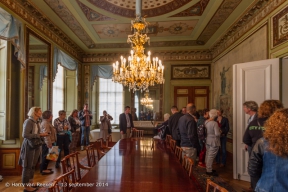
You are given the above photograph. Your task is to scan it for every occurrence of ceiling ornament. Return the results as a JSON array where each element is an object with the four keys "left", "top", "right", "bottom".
[
  {"left": 171, "top": 0, "right": 210, "bottom": 17},
  {"left": 44, "top": 0, "right": 95, "bottom": 48},
  {"left": 112, "top": 0, "right": 165, "bottom": 92},
  {"left": 169, "top": 23, "right": 189, "bottom": 34},
  {"left": 88, "top": 0, "right": 191, "bottom": 18},
  {"left": 197, "top": 0, "right": 242, "bottom": 44},
  {"left": 77, "top": 0, "right": 115, "bottom": 21},
  {"left": 140, "top": 91, "right": 153, "bottom": 107}
]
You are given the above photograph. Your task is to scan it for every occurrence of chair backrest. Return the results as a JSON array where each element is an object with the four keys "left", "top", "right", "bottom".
[
  {"left": 61, "top": 152, "right": 91, "bottom": 181},
  {"left": 106, "top": 134, "right": 112, "bottom": 147},
  {"left": 48, "top": 169, "right": 76, "bottom": 192},
  {"left": 206, "top": 179, "right": 228, "bottom": 192},
  {"left": 86, "top": 144, "right": 96, "bottom": 167},
  {"left": 132, "top": 130, "right": 144, "bottom": 138},
  {"left": 169, "top": 139, "right": 176, "bottom": 152},
  {"left": 166, "top": 134, "right": 172, "bottom": 144},
  {"left": 96, "top": 138, "right": 111, "bottom": 152},
  {"left": 175, "top": 146, "right": 183, "bottom": 162},
  {"left": 182, "top": 155, "right": 194, "bottom": 178}
]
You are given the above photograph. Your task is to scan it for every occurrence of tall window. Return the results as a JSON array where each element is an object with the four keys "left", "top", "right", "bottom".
[
  {"left": 98, "top": 78, "right": 123, "bottom": 124},
  {"left": 53, "top": 65, "right": 64, "bottom": 120}
]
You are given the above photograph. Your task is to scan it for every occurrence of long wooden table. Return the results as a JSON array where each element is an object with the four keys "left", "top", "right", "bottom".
[{"left": 72, "top": 138, "right": 200, "bottom": 191}]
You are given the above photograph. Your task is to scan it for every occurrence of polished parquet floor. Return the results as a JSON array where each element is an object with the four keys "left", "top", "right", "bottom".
[{"left": 0, "top": 142, "right": 250, "bottom": 192}]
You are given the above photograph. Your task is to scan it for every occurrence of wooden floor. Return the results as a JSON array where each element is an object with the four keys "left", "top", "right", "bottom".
[{"left": 0, "top": 139, "right": 250, "bottom": 192}]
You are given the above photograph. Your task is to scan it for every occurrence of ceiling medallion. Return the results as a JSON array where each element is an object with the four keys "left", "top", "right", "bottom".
[{"left": 112, "top": 0, "right": 165, "bottom": 92}]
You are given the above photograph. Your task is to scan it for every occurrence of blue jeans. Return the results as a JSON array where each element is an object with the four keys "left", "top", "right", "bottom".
[
  {"left": 216, "top": 136, "right": 227, "bottom": 165},
  {"left": 81, "top": 126, "right": 90, "bottom": 146}
]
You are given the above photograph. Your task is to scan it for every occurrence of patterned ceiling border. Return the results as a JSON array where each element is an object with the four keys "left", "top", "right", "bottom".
[
  {"left": 197, "top": 0, "right": 242, "bottom": 44},
  {"left": 76, "top": 0, "right": 115, "bottom": 21},
  {"left": 91, "top": 40, "right": 205, "bottom": 49},
  {"left": 44, "top": 0, "right": 95, "bottom": 48},
  {"left": 211, "top": 0, "right": 286, "bottom": 58},
  {"left": 87, "top": 0, "right": 191, "bottom": 18},
  {"left": 0, "top": 0, "right": 83, "bottom": 61},
  {"left": 29, "top": 53, "right": 48, "bottom": 63},
  {"left": 171, "top": 0, "right": 210, "bottom": 17},
  {"left": 82, "top": 50, "right": 212, "bottom": 63}
]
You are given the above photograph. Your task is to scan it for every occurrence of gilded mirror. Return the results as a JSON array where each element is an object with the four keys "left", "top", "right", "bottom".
[
  {"left": 131, "top": 84, "right": 163, "bottom": 121},
  {"left": 25, "top": 27, "right": 52, "bottom": 113}
]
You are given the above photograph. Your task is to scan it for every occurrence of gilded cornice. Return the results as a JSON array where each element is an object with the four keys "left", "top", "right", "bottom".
[
  {"left": 210, "top": 0, "right": 286, "bottom": 58},
  {"left": 82, "top": 50, "right": 212, "bottom": 63},
  {"left": 0, "top": 0, "right": 84, "bottom": 61}
]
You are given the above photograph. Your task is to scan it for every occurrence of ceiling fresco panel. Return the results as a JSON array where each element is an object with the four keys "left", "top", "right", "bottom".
[
  {"left": 77, "top": 0, "right": 115, "bottom": 21},
  {"left": 88, "top": 0, "right": 191, "bottom": 18},
  {"left": 171, "top": 0, "right": 210, "bottom": 17},
  {"left": 93, "top": 20, "right": 198, "bottom": 39}
]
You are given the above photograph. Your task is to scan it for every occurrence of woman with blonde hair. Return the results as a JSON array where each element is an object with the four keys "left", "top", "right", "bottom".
[
  {"left": 249, "top": 108, "right": 288, "bottom": 191},
  {"left": 19, "top": 107, "right": 49, "bottom": 192},
  {"left": 68, "top": 109, "right": 81, "bottom": 152}
]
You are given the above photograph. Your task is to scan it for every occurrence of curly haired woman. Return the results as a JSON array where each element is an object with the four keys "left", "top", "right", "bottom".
[{"left": 248, "top": 108, "right": 288, "bottom": 192}]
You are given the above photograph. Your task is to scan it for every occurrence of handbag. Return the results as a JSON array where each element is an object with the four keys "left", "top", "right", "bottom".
[
  {"left": 27, "top": 137, "right": 45, "bottom": 149},
  {"left": 46, "top": 146, "right": 60, "bottom": 161}
]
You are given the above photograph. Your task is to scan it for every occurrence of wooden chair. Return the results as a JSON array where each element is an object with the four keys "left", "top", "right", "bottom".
[
  {"left": 86, "top": 144, "right": 97, "bottom": 167},
  {"left": 175, "top": 146, "right": 183, "bottom": 162},
  {"left": 48, "top": 169, "right": 76, "bottom": 192},
  {"left": 61, "top": 152, "right": 91, "bottom": 181},
  {"left": 206, "top": 179, "right": 228, "bottom": 192},
  {"left": 96, "top": 147, "right": 106, "bottom": 161},
  {"left": 169, "top": 139, "right": 176, "bottom": 152},
  {"left": 182, "top": 155, "right": 194, "bottom": 178},
  {"left": 132, "top": 130, "right": 144, "bottom": 137},
  {"left": 166, "top": 134, "right": 172, "bottom": 144},
  {"left": 96, "top": 138, "right": 111, "bottom": 152},
  {"left": 105, "top": 134, "right": 117, "bottom": 147}
]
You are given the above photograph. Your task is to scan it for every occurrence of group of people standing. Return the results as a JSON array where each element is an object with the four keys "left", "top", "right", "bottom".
[
  {"left": 154, "top": 103, "right": 229, "bottom": 177},
  {"left": 19, "top": 104, "right": 92, "bottom": 192},
  {"left": 242, "top": 100, "right": 288, "bottom": 192}
]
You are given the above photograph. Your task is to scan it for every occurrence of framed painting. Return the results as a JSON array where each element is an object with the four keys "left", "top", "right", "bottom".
[
  {"left": 272, "top": 6, "right": 288, "bottom": 48},
  {"left": 171, "top": 64, "right": 210, "bottom": 80}
]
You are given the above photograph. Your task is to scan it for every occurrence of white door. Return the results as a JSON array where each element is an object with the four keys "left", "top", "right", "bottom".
[{"left": 233, "top": 58, "right": 280, "bottom": 181}]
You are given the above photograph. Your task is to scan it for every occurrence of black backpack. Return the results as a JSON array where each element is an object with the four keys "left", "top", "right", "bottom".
[{"left": 197, "top": 123, "right": 207, "bottom": 140}]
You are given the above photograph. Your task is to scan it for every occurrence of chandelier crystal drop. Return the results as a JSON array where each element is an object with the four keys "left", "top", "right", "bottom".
[{"left": 112, "top": 0, "right": 165, "bottom": 92}]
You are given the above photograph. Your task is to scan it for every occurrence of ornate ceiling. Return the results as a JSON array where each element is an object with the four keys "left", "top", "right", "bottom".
[{"left": 1, "top": 0, "right": 281, "bottom": 61}]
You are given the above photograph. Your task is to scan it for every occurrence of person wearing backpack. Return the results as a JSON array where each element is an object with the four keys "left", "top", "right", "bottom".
[{"left": 197, "top": 109, "right": 209, "bottom": 168}]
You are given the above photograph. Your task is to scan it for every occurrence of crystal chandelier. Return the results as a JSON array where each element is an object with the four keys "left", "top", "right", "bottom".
[
  {"left": 112, "top": 0, "right": 165, "bottom": 92},
  {"left": 140, "top": 91, "right": 153, "bottom": 106}
]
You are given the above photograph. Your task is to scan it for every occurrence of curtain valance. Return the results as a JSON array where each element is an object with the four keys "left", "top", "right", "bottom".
[
  {"left": 90, "top": 65, "right": 113, "bottom": 89},
  {"left": 53, "top": 47, "right": 78, "bottom": 84},
  {"left": 0, "top": 7, "right": 25, "bottom": 68}
]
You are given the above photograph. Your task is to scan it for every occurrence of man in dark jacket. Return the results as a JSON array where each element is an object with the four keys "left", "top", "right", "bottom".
[
  {"left": 178, "top": 103, "right": 199, "bottom": 163},
  {"left": 168, "top": 106, "right": 183, "bottom": 146},
  {"left": 119, "top": 106, "right": 134, "bottom": 139}
]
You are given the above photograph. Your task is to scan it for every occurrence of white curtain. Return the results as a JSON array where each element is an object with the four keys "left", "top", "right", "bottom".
[
  {"left": 52, "top": 65, "right": 64, "bottom": 121},
  {"left": 98, "top": 78, "right": 123, "bottom": 124}
]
